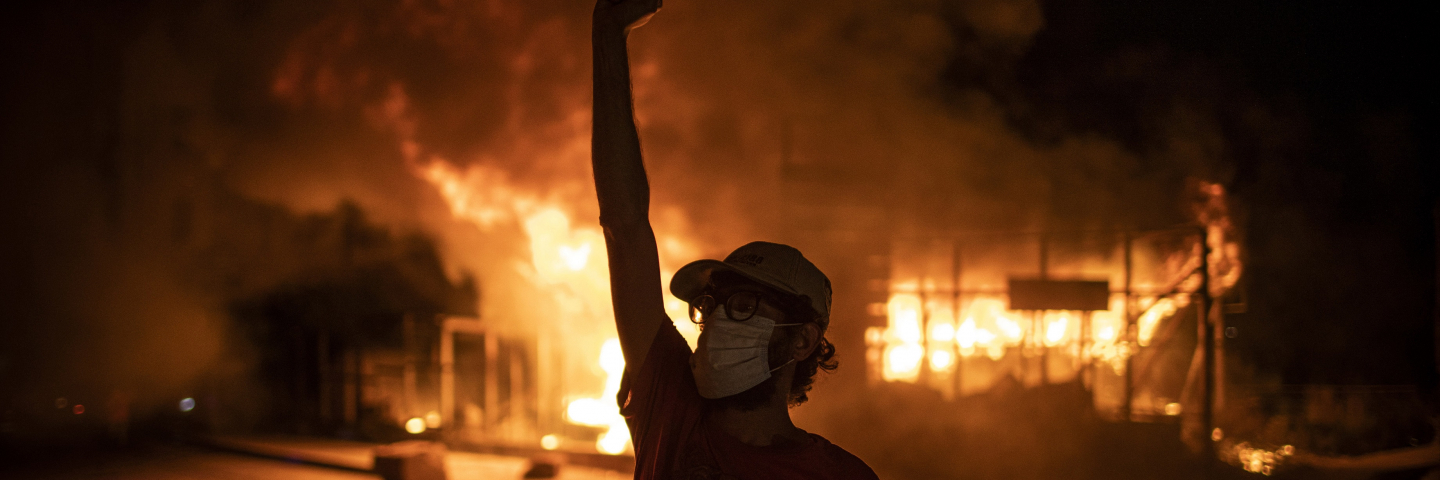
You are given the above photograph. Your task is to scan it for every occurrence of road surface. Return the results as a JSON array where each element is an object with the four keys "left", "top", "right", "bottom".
[{"left": 1, "top": 443, "right": 626, "bottom": 480}]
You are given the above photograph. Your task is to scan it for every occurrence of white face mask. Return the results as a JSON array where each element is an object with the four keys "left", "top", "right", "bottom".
[{"left": 690, "top": 307, "right": 801, "bottom": 399}]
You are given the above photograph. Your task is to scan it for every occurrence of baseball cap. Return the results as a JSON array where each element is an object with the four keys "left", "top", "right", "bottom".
[{"left": 669, "top": 241, "right": 832, "bottom": 328}]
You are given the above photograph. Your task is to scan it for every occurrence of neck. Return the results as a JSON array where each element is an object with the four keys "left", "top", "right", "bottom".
[{"left": 709, "top": 367, "right": 805, "bottom": 447}]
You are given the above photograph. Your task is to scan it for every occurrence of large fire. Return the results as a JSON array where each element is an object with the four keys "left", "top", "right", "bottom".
[
  {"left": 421, "top": 158, "right": 708, "bottom": 454},
  {"left": 360, "top": 79, "right": 704, "bottom": 454},
  {"left": 564, "top": 339, "right": 629, "bottom": 455},
  {"left": 870, "top": 294, "right": 1132, "bottom": 385},
  {"left": 418, "top": 156, "right": 706, "bottom": 454},
  {"left": 866, "top": 183, "right": 1242, "bottom": 415}
]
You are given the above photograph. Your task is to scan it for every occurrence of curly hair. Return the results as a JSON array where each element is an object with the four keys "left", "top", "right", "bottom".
[
  {"left": 783, "top": 332, "right": 838, "bottom": 406},
  {"left": 757, "top": 295, "right": 839, "bottom": 405}
]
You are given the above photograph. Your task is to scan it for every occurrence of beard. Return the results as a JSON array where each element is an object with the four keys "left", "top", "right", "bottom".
[{"left": 703, "top": 373, "right": 779, "bottom": 412}]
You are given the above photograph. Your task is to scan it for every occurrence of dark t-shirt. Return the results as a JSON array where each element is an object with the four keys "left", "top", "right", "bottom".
[{"left": 617, "top": 323, "right": 880, "bottom": 480}]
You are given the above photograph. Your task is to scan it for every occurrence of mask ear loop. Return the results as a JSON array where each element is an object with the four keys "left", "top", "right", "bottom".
[
  {"left": 768, "top": 357, "right": 796, "bottom": 373},
  {"left": 765, "top": 322, "right": 807, "bottom": 373}
]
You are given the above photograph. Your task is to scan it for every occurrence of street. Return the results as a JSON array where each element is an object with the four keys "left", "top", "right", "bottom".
[{"left": 1, "top": 443, "right": 627, "bottom": 480}]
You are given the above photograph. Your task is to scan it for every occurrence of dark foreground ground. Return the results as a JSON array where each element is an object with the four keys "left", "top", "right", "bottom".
[
  {"left": 2, "top": 444, "right": 375, "bottom": 480},
  {"left": 0, "top": 437, "right": 625, "bottom": 480},
  {"left": 803, "top": 380, "right": 1432, "bottom": 479},
  {"left": 0, "top": 436, "right": 1426, "bottom": 480}
]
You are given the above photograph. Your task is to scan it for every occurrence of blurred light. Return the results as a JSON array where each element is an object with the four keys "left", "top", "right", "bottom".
[
  {"left": 864, "top": 327, "right": 883, "bottom": 346},
  {"left": 599, "top": 339, "right": 625, "bottom": 376},
  {"left": 72, "top": 404, "right": 84, "bottom": 415},
  {"left": 566, "top": 398, "right": 608, "bottom": 426},
  {"left": 540, "top": 434, "right": 560, "bottom": 451},
  {"left": 957, "top": 319, "right": 978, "bottom": 349},
  {"left": 887, "top": 294, "right": 923, "bottom": 343},
  {"left": 1236, "top": 442, "right": 1287, "bottom": 475},
  {"left": 55, "top": 397, "right": 67, "bottom": 409},
  {"left": 929, "top": 321, "right": 955, "bottom": 343},
  {"left": 1164, "top": 402, "right": 1182, "bottom": 416},
  {"left": 424, "top": 411, "right": 441, "bottom": 429},
  {"left": 1096, "top": 325, "right": 1116, "bottom": 342},
  {"left": 929, "top": 350, "right": 954, "bottom": 371},
  {"left": 405, "top": 417, "right": 426, "bottom": 434},
  {"left": 558, "top": 243, "right": 591, "bottom": 271},
  {"left": 179, "top": 398, "right": 196, "bottom": 412},
  {"left": 597, "top": 428, "right": 627, "bottom": 455},
  {"left": 1137, "top": 298, "right": 1178, "bottom": 346},
  {"left": 1044, "top": 315, "right": 1068, "bottom": 346},
  {"left": 882, "top": 344, "right": 924, "bottom": 382},
  {"left": 995, "top": 314, "right": 1023, "bottom": 341},
  {"left": 955, "top": 319, "right": 997, "bottom": 353},
  {"left": 1211, "top": 428, "right": 1223, "bottom": 442},
  {"left": 880, "top": 293, "right": 926, "bottom": 382}
]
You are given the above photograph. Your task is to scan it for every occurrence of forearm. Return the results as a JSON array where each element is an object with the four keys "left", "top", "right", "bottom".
[
  {"left": 591, "top": 15, "right": 666, "bottom": 371},
  {"left": 591, "top": 26, "right": 649, "bottom": 230}
]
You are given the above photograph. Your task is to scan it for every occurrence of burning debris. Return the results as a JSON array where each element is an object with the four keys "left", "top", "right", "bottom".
[{"left": 1231, "top": 442, "right": 1294, "bottom": 476}]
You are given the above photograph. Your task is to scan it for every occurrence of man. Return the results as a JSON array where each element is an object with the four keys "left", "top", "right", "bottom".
[{"left": 590, "top": 0, "right": 879, "bottom": 478}]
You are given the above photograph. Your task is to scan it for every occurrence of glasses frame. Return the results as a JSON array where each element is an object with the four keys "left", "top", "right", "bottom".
[{"left": 688, "top": 290, "right": 781, "bottom": 324}]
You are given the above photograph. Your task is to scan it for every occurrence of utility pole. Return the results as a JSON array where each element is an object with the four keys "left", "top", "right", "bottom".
[{"left": 1198, "top": 227, "right": 1216, "bottom": 475}]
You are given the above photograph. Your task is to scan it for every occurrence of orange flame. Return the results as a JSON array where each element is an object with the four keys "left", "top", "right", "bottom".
[{"left": 366, "top": 82, "right": 704, "bottom": 453}]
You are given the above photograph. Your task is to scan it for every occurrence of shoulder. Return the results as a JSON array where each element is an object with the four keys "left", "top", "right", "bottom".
[
  {"left": 810, "top": 434, "right": 880, "bottom": 480},
  {"left": 639, "top": 321, "right": 693, "bottom": 374},
  {"left": 618, "top": 321, "right": 696, "bottom": 412},
  {"left": 627, "top": 321, "right": 692, "bottom": 379}
]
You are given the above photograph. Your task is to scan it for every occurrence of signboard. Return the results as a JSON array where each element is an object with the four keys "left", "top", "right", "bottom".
[{"left": 1007, "top": 279, "right": 1111, "bottom": 311}]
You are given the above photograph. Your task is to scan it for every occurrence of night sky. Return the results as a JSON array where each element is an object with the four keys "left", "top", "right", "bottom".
[{"left": 996, "top": 1, "right": 1437, "bottom": 385}]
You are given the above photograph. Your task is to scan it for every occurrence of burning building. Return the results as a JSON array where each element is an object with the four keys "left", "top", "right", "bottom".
[{"left": 1, "top": 0, "right": 1434, "bottom": 479}]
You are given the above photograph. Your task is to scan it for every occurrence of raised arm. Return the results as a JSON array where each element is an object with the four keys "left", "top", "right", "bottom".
[{"left": 592, "top": 0, "right": 665, "bottom": 371}]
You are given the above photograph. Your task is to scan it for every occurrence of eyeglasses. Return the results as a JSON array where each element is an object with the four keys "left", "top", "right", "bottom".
[{"left": 688, "top": 290, "right": 773, "bottom": 324}]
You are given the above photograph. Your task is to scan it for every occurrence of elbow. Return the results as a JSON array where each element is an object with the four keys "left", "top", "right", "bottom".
[
  {"left": 598, "top": 213, "right": 654, "bottom": 245},
  {"left": 596, "top": 195, "right": 649, "bottom": 232},
  {"left": 598, "top": 210, "right": 650, "bottom": 234}
]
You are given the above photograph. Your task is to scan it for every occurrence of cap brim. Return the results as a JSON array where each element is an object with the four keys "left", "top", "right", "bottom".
[{"left": 669, "top": 259, "right": 803, "bottom": 304}]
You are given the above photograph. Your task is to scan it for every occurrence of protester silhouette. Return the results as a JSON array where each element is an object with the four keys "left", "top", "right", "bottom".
[{"left": 590, "top": 1, "right": 880, "bottom": 478}]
